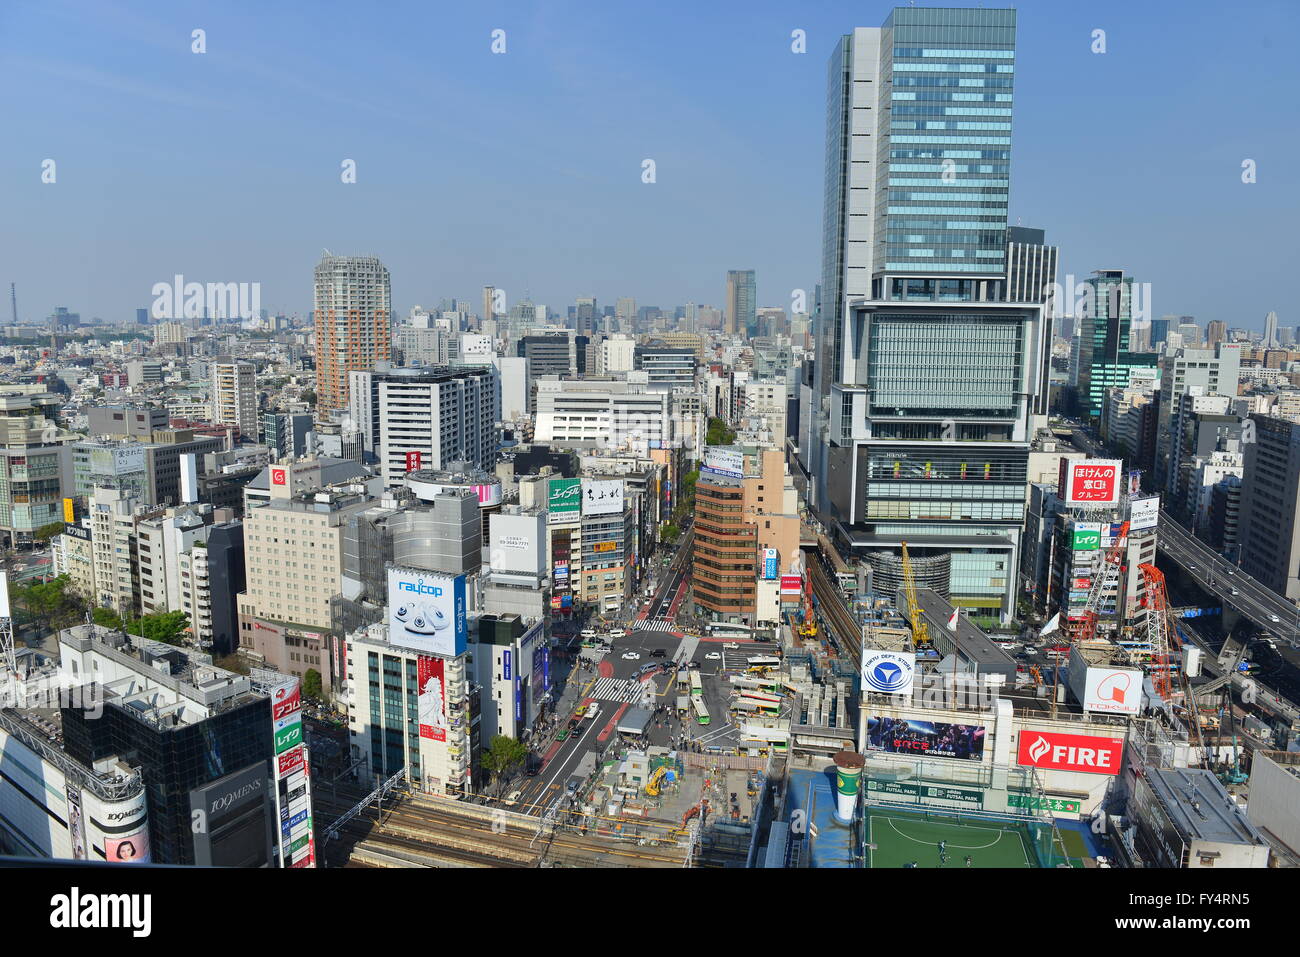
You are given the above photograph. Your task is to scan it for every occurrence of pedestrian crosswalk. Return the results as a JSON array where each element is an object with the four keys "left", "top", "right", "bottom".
[
  {"left": 589, "top": 676, "right": 646, "bottom": 704},
  {"left": 635, "top": 618, "right": 677, "bottom": 633}
]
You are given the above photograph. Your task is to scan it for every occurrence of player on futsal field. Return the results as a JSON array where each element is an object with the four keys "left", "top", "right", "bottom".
[
  {"left": 965, "top": 855, "right": 972, "bottom": 867},
  {"left": 938, "top": 840, "right": 946, "bottom": 855}
]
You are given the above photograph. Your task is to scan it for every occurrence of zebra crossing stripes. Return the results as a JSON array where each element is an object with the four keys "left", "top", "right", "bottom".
[
  {"left": 635, "top": 618, "right": 677, "bottom": 633},
  {"left": 588, "top": 676, "right": 646, "bottom": 704}
]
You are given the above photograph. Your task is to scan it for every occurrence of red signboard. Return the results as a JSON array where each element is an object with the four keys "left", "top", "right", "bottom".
[
  {"left": 271, "top": 467, "right": 287, "bottom": 486},
  {"left": 405, "top": 450, "right": 422, "bottom": 473},
  {"left": 272, "top": 684, "right": 302, "bottom": 722},
  {"left": 277, "top": 745, "right": 306, "bottom": 777},
  {"left": 1058, "top": 459, "right": 1121, "bottom": 506},
  {"left": 1017, "top": 730, "right": 1123, "bottom": 776}
]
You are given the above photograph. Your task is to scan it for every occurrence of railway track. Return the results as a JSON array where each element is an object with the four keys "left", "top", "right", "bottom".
[{"left": 809, "top": 554, "right": 862, "bottom": 666}]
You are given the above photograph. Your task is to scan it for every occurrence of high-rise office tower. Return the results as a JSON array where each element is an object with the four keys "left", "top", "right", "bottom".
[
  {"left": 1263, "top": 311, "right": 1279, "bottom": 349},
  {"left": 615, "top": 297, "right": 637, "bottom": 333},
  {"left": 482, "top": 286, "right": 497, "bottom": 325},
  {"left": 1205, "top": 320, "right": 1227, "bottom": 349},
  {"left": 812, "top": 7, "right": 1043, "bottom": 615},
  {"left": 210, "top": 356, "right": 258, "bottom": 439},
  {"left": 725, "top": 270, "right": 756, "bottom": 337},
  {"left": 313, "top": 255, "right": 391, "bottom": 414},
  {"left": 1005, "top": 226, "right": 1059, "bottom": 418},
  {"left": 1075, "top": 270, "right": 1159, "bottom": 420}
]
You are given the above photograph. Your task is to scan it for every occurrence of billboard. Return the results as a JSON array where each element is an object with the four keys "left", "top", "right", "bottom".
[
  {"left": 860, "top": 651, "right": 916, "bottom": 696},
  {"left": 1130, "top": 495, "right": 1160, "bottom": 531},
  {"left": 417, "top": 655, "right": 448, "bottom": 742},
  {"left": 1071, "top": 523, "right": 1101, "bottom": 551},
  {"left": 63, "top": 497, "right": 75, "bottom": 524},
  {"left": 105, "top": 830, "right": 151, "bottom": 863},
  {"left": 271, "top": 467, "right": 287, "bottom": 486},
  {"left": 762, "top": 548, "right": 779, "bottom": 580},
  {"left": 703, "top": 448, "right": 744, "bottom": 478},
  {"left": 779, "top": 575, "right": 802, "bottom": 596},
  {"left": 1017, "top": 730, "right": 1124, "bottom": 776},
  {"left": 1080, "top": 667, "right": 1143, "bottom": 716},
  {"left": 388, "top": 567, "right": 468, "bottom": 657},
  {"left": 405, "top": 450, "right": 422, "bottom": 473},
  {"left": 547, "top": 478, "right": 582, "bottom": 523},
  {"left": 1059, "top": 459, "right": 1122, "bottom": 506},
  {"left": 865, "top": 716, "right": 986, "bottom": 761},
  {"left": 581, "top": 478, "right": 624, "bottom": 516}
]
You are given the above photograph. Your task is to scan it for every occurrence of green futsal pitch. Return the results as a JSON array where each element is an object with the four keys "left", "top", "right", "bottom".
[{"left": 865, "top": 807, "right": 1039, "bottom": 869}]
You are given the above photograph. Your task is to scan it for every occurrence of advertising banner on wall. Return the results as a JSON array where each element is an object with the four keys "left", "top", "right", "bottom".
[
  {"left": 703, "top": 448, "right": 744, "bottom": 478},
  {"left": 1071, "top": 523, "right": 1101, "bottom": 551},
  {"left": 388, "top": 567, "right": 468, "bottom": 657},
  {"left": 860, "top": 651, "right": 917, "bottom": 696},
  {"left": 270, "top": 676, "right": 315, "bottom": 868},
  {"left": 1129, "top": 496, "right": 1160, "bottom": 531},
  {"left": 865, "top": 716, "right": 986, "bottom": 760},
  {"left": 762, "top": 548, "right": 779, "bottom": 580},
  {"left": 1016, "top": 730, "right": 1124, "bottom": 775},
  {"left": 547, "top": 478, "right": 582, "bottom": 523},
  {"left": 779, "top": 575, "right": 803, "bottom": 596},
  {"left": 64, "top": 784, "right": 86, "bottom": 860},
  {"left": 405, "top": 450, "right": 422, "bottom": 473},
  {"left": 1080, "top": 667, "right": 1143, "bottom": 716},
  {"left": 581, "top": 478, "right": 624, "bottom": 516},
  {"left": 1058, "top": 459, "right": 1122, "bottom": 506},
  {"left": 417, "top": 655, "right": 448, "bottom": 742}
]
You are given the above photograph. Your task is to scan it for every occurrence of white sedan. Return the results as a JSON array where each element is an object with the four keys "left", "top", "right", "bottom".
[
  {"left": 621, "top": 652, "right": 641, "bottom": 661},
  {"left": 705, "top": 652, "right": 721, "bottom": 660}
]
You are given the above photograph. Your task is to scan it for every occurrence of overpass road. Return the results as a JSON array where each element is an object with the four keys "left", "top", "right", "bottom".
[{"left": 1156, "top": 510, "right": 1300, "bottom": 644}]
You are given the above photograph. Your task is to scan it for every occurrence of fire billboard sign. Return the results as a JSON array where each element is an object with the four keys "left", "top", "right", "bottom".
[
  {"left": 1017, "top": 730, "right": 1123, "bottom": 776},
  {"left": 388, "top": 567, "right": 468, "bottom": 657},
  {"left": 1081, "top": 667, "right": 1143, "bottom": 716},
  {"left": 1059, "top": 459, "right": 1122, "bottom": 506}
]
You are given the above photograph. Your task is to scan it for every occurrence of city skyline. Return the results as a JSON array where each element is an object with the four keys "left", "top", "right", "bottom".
[{"left": 2, "top": 0, "right": 1296, "bottom": 331}]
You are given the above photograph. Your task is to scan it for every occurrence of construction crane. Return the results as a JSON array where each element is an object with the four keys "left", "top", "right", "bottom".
[
  {"left": 1073, "top": 521, "right": 1130, "bottom": 645},
  {"left": 1136, "top": 563, "right": 1178, "bottom": 702},
  {"left": 900, "top": 541, "right": 932, "bottom": 649},
  {"left": 1139, "top": 562, "right": 1212, "bottom": 768}
]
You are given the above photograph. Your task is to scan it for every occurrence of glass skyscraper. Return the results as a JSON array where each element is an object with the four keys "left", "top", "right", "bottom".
[{"left": 811, "top": 7, "right": 1045, "bottom": 617}]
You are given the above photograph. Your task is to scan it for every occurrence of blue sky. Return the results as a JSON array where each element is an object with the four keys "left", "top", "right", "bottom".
[{"left": 1, "top": 0, "right": 1296, "bottom": 331}]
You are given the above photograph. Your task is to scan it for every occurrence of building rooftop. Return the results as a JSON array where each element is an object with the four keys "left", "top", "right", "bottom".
[{"left": 1148, "top": 766, "right": 1266, "bottom": 848}]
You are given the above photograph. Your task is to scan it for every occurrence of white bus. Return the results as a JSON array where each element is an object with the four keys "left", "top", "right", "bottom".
[{"left": 746, "top": 655, "right": 782, "bottom": 673}]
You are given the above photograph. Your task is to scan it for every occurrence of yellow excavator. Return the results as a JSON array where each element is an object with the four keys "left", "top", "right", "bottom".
[{"left": 646, "top": 765, "right": 673, "bottom": 797}]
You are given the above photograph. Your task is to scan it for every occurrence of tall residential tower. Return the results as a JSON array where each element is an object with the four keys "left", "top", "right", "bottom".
[{"left": 313, "top": 255, "right": 392, "bottom": 414}]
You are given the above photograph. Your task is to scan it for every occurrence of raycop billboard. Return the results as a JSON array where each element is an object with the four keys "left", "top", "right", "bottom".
[{"left": 388, "top": 566, "right": 468, "bottom": 657}]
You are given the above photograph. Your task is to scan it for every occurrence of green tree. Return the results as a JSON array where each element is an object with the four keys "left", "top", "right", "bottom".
[
  {"left": 127, "top": 610, "right": 190, "bottom": 645},
  {"left": 14, "top": 574, "right": 83, "bottom": 630},
  {"left": 480, "top": 734, "right": 528, "bottom": 796},
  {"left": 92, "top": 607, "right": 126, "bottom": 631},
  {"left": 302, "top": 668, "right": 323, "bottom": 700},
  {"left": 705, "top": 417, "right": 736, "bottom": 446},
  {"left": 661, "top": 522, "right": 680, "bottom": 544},
  {"left": 34, "top": 521, "right": 66, "bottom": 542},
  {"left": 299, "top": 389, "right": 317, "bottom": 407}
]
